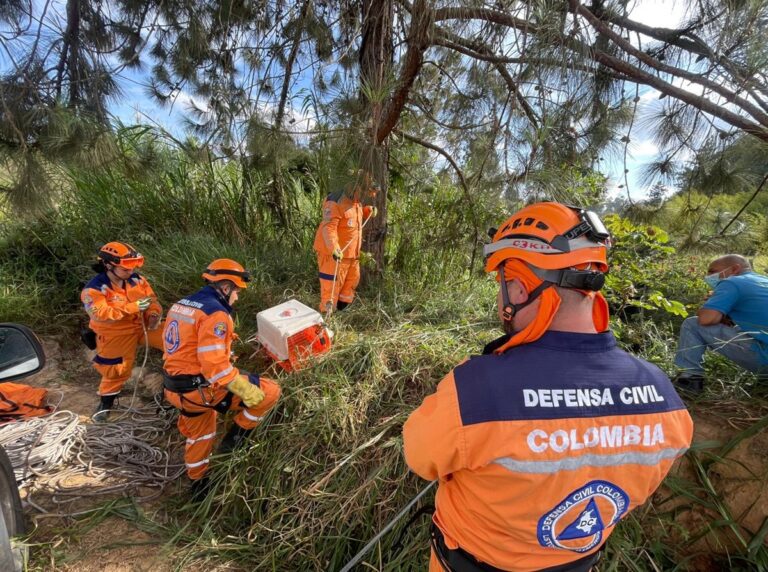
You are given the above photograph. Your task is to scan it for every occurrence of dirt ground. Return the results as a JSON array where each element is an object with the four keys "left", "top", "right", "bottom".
[
  {"left": 19, "top": 335, "right": 202, "bottom": 572},
  {"left": 13, "top": 336, "right": 768, "bottom": 570},
  {"left": 668, "top": 401, "right": 768, "bottom": 562}
]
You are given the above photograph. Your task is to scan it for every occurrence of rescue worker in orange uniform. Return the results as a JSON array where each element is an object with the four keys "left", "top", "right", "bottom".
[
  {"left": 162, "top": 259, "right": 281, "bottom": 499},
  {"left": 403, "top": 202, "right": 694, "bottom": 572},
  {"left": 81, "top": 242, "right": 163, "bottom": 422},
  {"left": 313, "top": 170, "right": 378, "bottom": 313}
]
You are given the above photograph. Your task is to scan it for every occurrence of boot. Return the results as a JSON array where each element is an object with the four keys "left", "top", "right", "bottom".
[
  {"left": 673, "top": 374, "right": 705, "bottom": 396},
  {"left": 189, "top": 477, "right": 212, "bottom": 502},
  {"left": 92, "top": 395, "right": 117, "bottom": 423},
  {"left": 217, "top": 424, "right": 253, "bottom": 455},
  {"left": 336, "top": 301, "right": 350, "bottom": 311}
]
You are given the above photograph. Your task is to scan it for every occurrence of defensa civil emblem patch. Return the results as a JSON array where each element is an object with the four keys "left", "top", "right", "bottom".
[
  {"left": 164, "top": 320, "right": 180, "bottom": 354},
  {"left": 213, "top": 322, "right": 227, "bottom": 338},
  {"left": 537, "top": 480, "right": 629, "bottom": 553}
]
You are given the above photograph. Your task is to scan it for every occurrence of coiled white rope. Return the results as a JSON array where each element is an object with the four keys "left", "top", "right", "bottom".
[
  {"left": 0, "top": 319, "right": 185, "bottom": 518},
  {"left": 0, "top": 396, "right": 185, "bottom": 517},
  {"left": 0, "top": 410, "right": 83, "bottom": 482}
]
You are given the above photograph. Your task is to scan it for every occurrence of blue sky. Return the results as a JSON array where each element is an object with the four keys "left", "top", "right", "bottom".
[{"left": 104, "top": 1, "right": 694, "bottom": 202}]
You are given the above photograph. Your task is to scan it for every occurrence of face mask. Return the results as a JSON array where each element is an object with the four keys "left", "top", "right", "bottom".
[{"left": 704, "top": 271, "right": 722, "bottom": 289}]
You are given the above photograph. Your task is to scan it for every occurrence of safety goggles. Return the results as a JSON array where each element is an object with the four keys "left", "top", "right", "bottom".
[
  {"left": 561, "top": 205, "right": 611, "bottom": 245},
  {"left": 101, "top": 251, "right": 144, "bottom": 269},
  {"left": 115, "top": 256, "right": 144, "bottom": 269}
]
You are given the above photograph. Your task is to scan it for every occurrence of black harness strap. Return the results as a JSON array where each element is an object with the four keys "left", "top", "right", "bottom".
[
  {"left": 0, "top": 389, "right": 52, "bottom": 423},
  {"left": 499, "top": 262, "right": 554, "bottom": 323},
  {"left": 163, "top": 372, "right": 234, "bottom": 418},
  {"left": 0, "top": 390, "right": 20, "bottom": 415},
  {"left": 390, "top": 503, "right": 435, "bottom": 556},
  {"left": 431, "top": 523, "right": 603, "bottom": 572}
]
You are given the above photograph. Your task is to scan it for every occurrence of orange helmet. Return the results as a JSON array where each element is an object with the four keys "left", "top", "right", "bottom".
[
  {"left": 98, "top": 242, "right": 144, "bottom": 269},
  {"left": 484, "top": 202, "right": 610, "bottom": 274},
  {"left": 202, "top": 259, "right": 251, "bottom": 289},
  {"left": 484, "top": 202, "right": 611, "bottom": 325},
  {"left": 482, "top": 203, "right": 612, "bottom": 354}
]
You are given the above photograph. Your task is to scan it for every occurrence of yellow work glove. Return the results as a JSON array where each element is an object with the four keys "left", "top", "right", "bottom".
[
  {"left": 127, "top": 297, "right": 153, "bottom": 314},
  {"left": 227, "top": 374, "right": 265, "bottom": 407},
  {"left": 369, "top": 206, "right": 378, "bottom": 218},
  {"left": 332, "top": 247, "right": 344, "bottom": 261}
]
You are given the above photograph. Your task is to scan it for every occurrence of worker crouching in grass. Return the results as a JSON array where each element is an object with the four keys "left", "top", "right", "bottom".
[
  {"left": 81, "top": 242, "right": 164, "bottom": 422},
  {"left": 403, "top": 202, "right": 694, "bottom": 572},
  {"left": 161, "top": 259, "right": 281, "bottom": 500}
]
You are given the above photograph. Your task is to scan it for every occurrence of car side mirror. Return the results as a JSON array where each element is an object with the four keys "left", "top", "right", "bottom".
[{"left": 0, "top": 324, "right": 46, "bottom": 382}]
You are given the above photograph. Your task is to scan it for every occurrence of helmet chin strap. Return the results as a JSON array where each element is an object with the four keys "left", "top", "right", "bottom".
[{"left": 499, "top": 262, "right": 554, "bottom": 323}]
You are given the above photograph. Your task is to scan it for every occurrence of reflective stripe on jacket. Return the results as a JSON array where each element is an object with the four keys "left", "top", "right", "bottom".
[
  {"left": 81, "top": 273, "right": 162, "bottom": 335},
  {"left": 403, "top": 331, "right": 693, "bottom": 572},
  {"left": 162, "top": 286, "right": 238, "bottom": 388},
  {"left": 313, "top": 193, "right": 373, "bottom": 259}
]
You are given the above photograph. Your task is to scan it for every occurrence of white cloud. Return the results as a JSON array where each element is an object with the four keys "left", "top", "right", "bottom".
[
  {"left": 627, "top": 0, "right": 688, "bottom": 30},
  {"left": 631, "top": 138, "right": 658, "bottom": 157},
  {"left": 255, "top": 101, "right": 318, "bottom": 142},
  {"left": 172, "top": 90, "right": 211, "bottom": 115}
]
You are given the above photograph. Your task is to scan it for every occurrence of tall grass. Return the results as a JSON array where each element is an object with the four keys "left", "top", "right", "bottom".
[{"left": 3, "top": 135, "right": 767, "bottom": 571}]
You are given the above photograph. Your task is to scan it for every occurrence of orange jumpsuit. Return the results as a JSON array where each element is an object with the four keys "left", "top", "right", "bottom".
[
  {"left": 162, "top": 286, "right": 281, "bottom": 480},
  {"left": 81, "top": 273, "right": 163, "bottom": 396},
  {"left": 313, "top": 192, "right": 373, "bottom": 311},
  {"left": 404, "top": 331, "right": 693, "bottom": 572}
]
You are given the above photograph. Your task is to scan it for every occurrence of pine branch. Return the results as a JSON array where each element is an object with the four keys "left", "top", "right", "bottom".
[
  {"left": 397, "top": 128, "right": 480, "bottom": 270},
  {"left": 717, "top": 173, "right": 768, "bottom": 237},
  {"left": 434, "top": 29, "right": 539, "bottom": 129},
  {"left": 375, "top": 0, "right": 431, "bottom": 144},
  {"left": 274, "top": 0, "right": 311, "bottom": 131},
  {"left": 570, "top": 1, "right": 768, "bottom": 129}
]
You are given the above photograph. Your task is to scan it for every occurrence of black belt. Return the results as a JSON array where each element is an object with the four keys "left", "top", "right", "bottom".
[
  {"left": 431, "top": 523, "right": 602, "bottom": 572},
  {"left": 163, "top": 372, "right": 233, "bottom": 417},
  {"left": 163, "top": 372, "right": 208, "bottom": 393}
]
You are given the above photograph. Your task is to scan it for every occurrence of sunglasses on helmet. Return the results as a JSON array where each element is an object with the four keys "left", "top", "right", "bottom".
[
  {"left": 561, "top": 205, "right": 611, "bottom": 245},
  {"left": 486, "top": 206, "right": 610, "bottom": 250}
]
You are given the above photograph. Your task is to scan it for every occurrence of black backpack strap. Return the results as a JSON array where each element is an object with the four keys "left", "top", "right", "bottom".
[{"left": 391, "top": 503, "right": 434, "bottom": 556}]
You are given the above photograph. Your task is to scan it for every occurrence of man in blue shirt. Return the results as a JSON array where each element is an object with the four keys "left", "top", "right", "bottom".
[{"left": 674, "top": 255, "right": 768, "bottom": 393}]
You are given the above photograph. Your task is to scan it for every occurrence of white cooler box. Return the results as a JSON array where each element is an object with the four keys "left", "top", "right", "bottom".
[{"left": 256, "top": 299, "right": 332, "bottom": 364}]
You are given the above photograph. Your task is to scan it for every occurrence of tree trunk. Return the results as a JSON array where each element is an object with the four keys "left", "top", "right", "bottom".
[
  {"left": 64, "top": 0, "right": 81, "bottom": 107},
  {"left": 269, "top": 0, "right": 311, "bottom": 229},
  {"left": 359, "top": 0, "right": 394, "bottom": 278}
]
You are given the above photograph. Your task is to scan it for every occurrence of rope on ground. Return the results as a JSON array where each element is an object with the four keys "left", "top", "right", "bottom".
[
  {"left": 40, "top": 397, "right": 185, "bottom": 509},
  {"left": 0, "top": 321, "right": 185, "bottom": 518},
  {"left": 0, "top": 396, "right": 185, "bottom": 517},
  {"left": 0, "top": 410, "right": 84, "bottom": 482}
]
